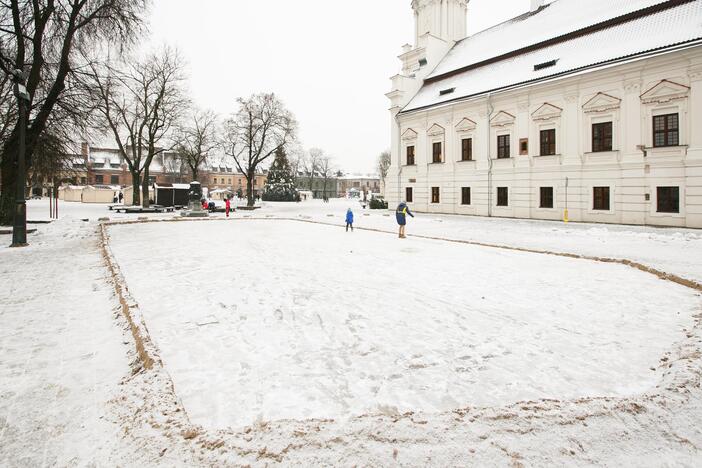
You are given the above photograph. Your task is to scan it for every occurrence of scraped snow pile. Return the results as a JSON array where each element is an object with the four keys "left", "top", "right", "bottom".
[{"left": 106, "top": 220, "right": 697, "bottom": 431}]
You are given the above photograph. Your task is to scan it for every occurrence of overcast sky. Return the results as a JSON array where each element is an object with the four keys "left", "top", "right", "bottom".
[{"left": 146, "top": 0, "right": 528, "bottom": 173}]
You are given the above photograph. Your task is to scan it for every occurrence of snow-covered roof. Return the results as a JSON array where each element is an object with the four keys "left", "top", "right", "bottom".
[{"left": 403, "top": 0, "right": 702, "bottom": 113}]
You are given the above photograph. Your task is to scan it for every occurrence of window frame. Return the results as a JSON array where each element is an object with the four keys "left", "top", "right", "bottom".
[
  {"left": 460, "top": 138, "right": 473, "bottom": 161},
  {"left": 431, "top": 186, "right": 440, "bottom": 204},
  {"left": 592, "top": 121, "right": 613, "bottom": 152},
  {"left": 110, "top": 175, "right": 120, "bottom": 185},
  {"left": 656, "top": 186, "right": 680, "bottom": 214},
  {"left": 406, "top": 145, "right": 415, "bottom": 166},
  {"left": 652, "top": 113, "right": 679, "bottom": 148},
  {"left": 432, "top": 142, "right": 443, "bottom": 164},
  {"left": 539, "top": 187, "right": 554, "bottom": 209},
  {"left": 539, "top": 129, "right": 556, "bottom": 156},
  {"left": 497, "top": 134, "right": 511, "bottom": 159},
  {"left": 405, "top": 187, "right": 413, "bottom": 203},
  {"left": 461, "top": 187, "right": 471, "bottom": 205},
  {"left": 496, "top": 187, "right": 509, "bottom": 207},
  {"left": 94, "top": 174, "right": 104, "bottom": 185},
  {"left": 592, "top": 186, "right": 611, "bottom": 211}
]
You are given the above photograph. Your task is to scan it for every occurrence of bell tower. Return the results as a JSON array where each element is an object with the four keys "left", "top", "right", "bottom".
[{"left": 412, "top": 0, "right": 468, "bottom": 46}]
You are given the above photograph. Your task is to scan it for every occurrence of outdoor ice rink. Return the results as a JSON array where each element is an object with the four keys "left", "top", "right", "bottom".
[
  {"left": 2, "top": 198, "right": 702, "bottom": 466},
  {"left": 108, "top": 218, "right": 697, "bottom": 430}
]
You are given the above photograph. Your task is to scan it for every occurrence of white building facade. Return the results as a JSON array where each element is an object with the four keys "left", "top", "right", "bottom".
[{"left": 387, "top": 0, "right": 702, "bottom": 228}]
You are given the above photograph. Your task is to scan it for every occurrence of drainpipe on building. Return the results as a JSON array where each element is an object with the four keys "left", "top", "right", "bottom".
[
  {"left": 486, "top": 93, "right": 495, "bottom": 217},
  {"left": 396, "top": 112, "right": 403, "bottom": 206}
]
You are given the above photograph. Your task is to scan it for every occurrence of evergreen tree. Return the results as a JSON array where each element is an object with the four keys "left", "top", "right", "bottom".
[{"left": 262, "top": 147, "right": 299, "bottom": 202}]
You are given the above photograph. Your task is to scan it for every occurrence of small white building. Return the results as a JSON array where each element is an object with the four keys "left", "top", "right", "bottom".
[{"left": 387, "top": 0, "right": 702, "bottom": 228}]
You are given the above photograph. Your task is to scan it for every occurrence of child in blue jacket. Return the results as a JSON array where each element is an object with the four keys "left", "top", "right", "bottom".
[{"left": 346, "top": 208, "right": 354, "bottom": 232}]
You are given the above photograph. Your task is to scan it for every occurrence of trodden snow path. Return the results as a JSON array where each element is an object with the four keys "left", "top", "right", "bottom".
[
  {"left": 106, "top": 219, "right": 699, "bottom": 431},
  {"left": 0, "top": 219, "right": 131, "bottom": 466}
]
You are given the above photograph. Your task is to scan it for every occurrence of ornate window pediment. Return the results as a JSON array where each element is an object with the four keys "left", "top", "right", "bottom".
[
  {"left": 401, "top": 128, "right": 418, "bottom": 141},
  {"left": 582, "top": 92, "right": 621, "bottom": 113},
  {"left": 455, "top": 118, "right": 477, "bottom": 133},
  {"left": 427, "top": 123, "right": 445, "bottom": 136},
  {"left": 640, "top": 79, "right": 690, "bottom": 104},
  {"left": 490, "top": 111, "right": 515, "bottom": 127},
  {"left": 531, "top": 103, "right": 563, "bottom": 121}
]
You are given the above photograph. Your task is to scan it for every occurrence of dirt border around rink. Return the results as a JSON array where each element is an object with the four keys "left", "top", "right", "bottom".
[{"left": 97, "top": 215, "right": 702, "bottom": 465}]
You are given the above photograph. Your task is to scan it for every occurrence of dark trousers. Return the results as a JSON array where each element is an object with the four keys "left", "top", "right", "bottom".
[{"left": 346, "top": 222, "right": 353, "bottom": 232}]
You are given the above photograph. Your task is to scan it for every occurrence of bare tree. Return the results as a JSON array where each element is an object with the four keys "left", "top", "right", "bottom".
[
  {"left": 0, "top": 0, "right": 147, "bottom": 224},
  {"left": 89, "top": 47, "right": 187, "bottom": 207},
  {"left": 304, "top": 147, "right": 324, "bottom": 196},
  {"left": 223, "top": 93, "right": 296, "bottom": 207},
  {"left": 377, "top": 149, "right": 391, "bottom": 193},
  {"left": 317, "top": 155, "right": 335, "bottom": 200},
  {"left": 175, "top": 109, "right": 217, "bottom": 181}
]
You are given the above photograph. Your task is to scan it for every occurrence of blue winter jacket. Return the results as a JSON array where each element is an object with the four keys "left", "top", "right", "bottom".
[
  {"left": 346, "top": 210, "right": 354, "bottom": 224},
  {"left": 395, "top": 202, "right": 414, "bottom": 225}
]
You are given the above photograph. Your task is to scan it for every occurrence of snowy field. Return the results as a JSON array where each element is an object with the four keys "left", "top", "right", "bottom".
[
  {"left": 1, "top": 198, "right": 701, "bottom": 466},
  {"left": 106, "top": 218, "right": 698, "bottom": 430}
]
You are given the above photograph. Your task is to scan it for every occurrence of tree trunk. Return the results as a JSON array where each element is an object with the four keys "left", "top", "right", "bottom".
[
  {"left": 0, "top": 139, "right": 19, "bottom": 226},
  {"left": 130, "top": 171, "right": 141, "bottom": 206},
  {"left": 142, "top": 167, "right": 151, "bottom": 208},
  {"left": 246, "top": 172, "right": 255, "bottom": 207}
]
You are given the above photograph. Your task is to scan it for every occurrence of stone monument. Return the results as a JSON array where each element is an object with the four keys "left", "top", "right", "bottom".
[{"left": 181, "top": 181, "right": 209, "bottom": 218}]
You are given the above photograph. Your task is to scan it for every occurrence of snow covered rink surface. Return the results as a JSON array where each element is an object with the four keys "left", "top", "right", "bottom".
[{"left": 107, "top": 218, "right": 699, "bottom": 431}]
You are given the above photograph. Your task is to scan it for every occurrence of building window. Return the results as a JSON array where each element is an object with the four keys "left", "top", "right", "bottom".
[
  {"left": 593, "top": 187, "right": 610, "bottom": 211},
  {"left": 431, "top": 187, "right": 440, "bottom": 204},
  {"left": 406, "top": 187, "right": 413, "bottom": 203},
  {"left": 592, "top": 122, "right": 613, "bottom": 152},
  {"left": 432, "top": 142, "right": 442, "bottom": 163},
  {"left": 653, "top": 113, "right": 679, "bottom": 147},
  {"left": 497, "top": 187, "right": 508, "bottom": 206},
  {"left": 540, "top": 129, "right": 556, "bottom": 156},
  {"left": 497, "top": 135, "right": 510, "bottom": 159},
  {"left": 519, "top": 138, "right": 529, "bottom": 155},
  {"left": 657, "top": 187, "right": 679, "bottom": 213},
  {"left": 540, "top": 187, "right": 554, "bottom": 208},
  {"left": 461, "top": 187, "right": 471, "bottom": 205},
  {"left": 95, "top": 175, "right": 104, "bottom": 184},
  {"left": 80, "top": 177, "right": 87, "bottom": 185},
  {"left": 406, "top": 146, "right": 415, "bottom": 165},
  {"left": 110, "top": 175, "right": 119, "bottom": 185},
  {"left": 461, "top": 138, "right": 472, "bottom": 161}
]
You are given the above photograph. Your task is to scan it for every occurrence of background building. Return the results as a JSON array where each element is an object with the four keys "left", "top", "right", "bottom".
[
  {"left": 387, "top": 0, "right": 702, "bottom": 228},
  {"left": 337, "top": 174, "right": 381, "bottom": 198}
]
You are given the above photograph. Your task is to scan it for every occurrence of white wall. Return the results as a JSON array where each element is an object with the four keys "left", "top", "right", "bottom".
[{"left": 387, "top": 48, "right": 702, "bottom": 228}]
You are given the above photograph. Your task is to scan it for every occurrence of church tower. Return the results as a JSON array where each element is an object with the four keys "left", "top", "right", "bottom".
[{"left": 412, "top": 0, "right": 469, "bottom": 46}]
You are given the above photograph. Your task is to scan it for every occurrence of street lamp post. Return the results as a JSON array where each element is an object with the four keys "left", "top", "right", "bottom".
[{"left": 11, "top": 69, "right": 30, "bottom": 247}]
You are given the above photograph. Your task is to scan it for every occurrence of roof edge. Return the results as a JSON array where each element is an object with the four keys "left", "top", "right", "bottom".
[
  {"left": 399, "top": 39, "right": 702, "bottom": 116},
  {"left": 425, "top": 0, "right": 695, "bottom": 85}
]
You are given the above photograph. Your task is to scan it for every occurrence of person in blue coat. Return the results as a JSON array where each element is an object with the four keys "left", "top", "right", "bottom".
[
  {"left": 345, "top": 208, "right": 354, "bottom": 232},
  {"left": 396, "top": 201, "right": 414, "bottom": 238}
]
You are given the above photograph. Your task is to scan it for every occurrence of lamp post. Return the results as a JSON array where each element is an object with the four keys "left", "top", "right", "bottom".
[{"left": 11, "top": 69, "right": 30, "bottom": 247}]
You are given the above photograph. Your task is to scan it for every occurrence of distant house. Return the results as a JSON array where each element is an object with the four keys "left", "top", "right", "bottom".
[
  {"left": 337, "top": 174, "right": 381, "bottom": 199},
  {"left": 295, "top": 172, "right": 339, "bottom": 199}
]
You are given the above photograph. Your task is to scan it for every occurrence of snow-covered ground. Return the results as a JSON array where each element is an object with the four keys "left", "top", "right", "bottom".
[
  {"left": 1, "top": 197, "right": 701, "bottom": 466},
  {"left": 107, "top": 219, "right": 698, "bottom": 431}
]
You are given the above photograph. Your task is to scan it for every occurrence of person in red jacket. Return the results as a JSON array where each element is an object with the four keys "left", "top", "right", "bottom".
[{"left": 225, "top": 197, "right": 231, "bottom": 218}]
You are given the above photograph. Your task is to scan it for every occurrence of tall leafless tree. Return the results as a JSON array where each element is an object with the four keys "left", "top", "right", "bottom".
[
  {"left": 377, "top": 149, "right": 391, "bottom": 194},
  {"left": 304, "top": 147, "right": 324, "bottom": 196},
  {"left": 223, "top": 93, "right": 296, "bottom": 207},
  {"left": 317, "top": 155, "right": 335, "bottom": 199},
  {"left": 88, "top": 47, "right": 187, "bottom": 207},
  {"left": 0, "top": 0, "right": 148, "bottom": 224},
  {"left": 175, "top": 108, "right": 217, "bottom": 181}
]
